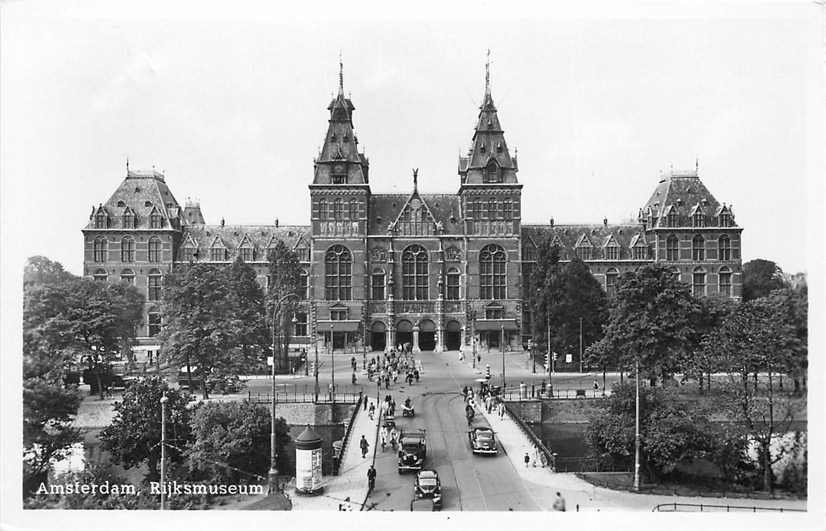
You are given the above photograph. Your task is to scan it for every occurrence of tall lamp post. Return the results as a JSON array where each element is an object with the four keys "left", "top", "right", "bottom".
[
  {"left": 269, "top": 292, "right": 299, "bottom": 494},
  {"left": 500, "top": 324, "right": 506, "bottom": 389},
  {"left": 579, "top": 317, "right": 584, "bottom": 374},
  {"left": 159, "top": 393, "right": 168, "bottom": 510},
  {"left": 329, "top": 323, "right": 335, "bottom": 403},
  {"left": 634, "top": 355, "right": 641, "bottom": 492},
  {"left": 471, "top": 313, "right": 477, "bottom": 369}
]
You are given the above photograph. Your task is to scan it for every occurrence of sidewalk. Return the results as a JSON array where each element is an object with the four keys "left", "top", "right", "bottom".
[
  {"left": 289, "top": 396, "right": 380, "bottom": 511},
  {"left": 477, "top": 398, "right": 807, "bottom": 512}
]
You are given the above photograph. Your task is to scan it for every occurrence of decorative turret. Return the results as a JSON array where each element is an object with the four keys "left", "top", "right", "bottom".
[
  {"left": 312, "top": 56, "right": 370, "bottom": 186},
  {"left": 459, "top": 50, "right": 519, "bottom": 187}
]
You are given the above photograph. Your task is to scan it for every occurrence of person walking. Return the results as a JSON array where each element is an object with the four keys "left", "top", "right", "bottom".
[
  {"left": 380, "top": 427, "right": 387, "bottom": 451},
  {"left": 368, "top": 401, "right": 376, "bottom": 420},
  {"left": 352, "top": 371, "right": 357, "bottom": 385},
  {"left": 524, "top": 451, "right": 530, "bottom": 468},
  {"left": 359, "top": 435, "right": 369, "bottom": 458},
  {"left": 367, "top": 465, "right": 377, "bottom": 491},
  {"left": 552, "top": 492, "right": 566, "bottom": 511}
]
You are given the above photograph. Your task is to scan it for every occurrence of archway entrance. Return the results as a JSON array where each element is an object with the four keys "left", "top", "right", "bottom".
[
  {"left": 419, "top": 319, "right": 436, "bottom": 351},
  {"left": 371, "top": 321, "right": 386, "bottom": 352},
  {"left": 396, "top": 320, "right": 413, "bottom": 350},
  {"left": 445, "top": 320, "right": 461, "bottom": 351},
  {"left": 485, "top": 330, "right": 500, "bottom": 350}
]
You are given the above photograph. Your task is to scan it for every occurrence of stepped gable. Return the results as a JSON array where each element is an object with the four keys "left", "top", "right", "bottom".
[
  {"left": 85, "top": 169, "right": 182, "bottom": 230},
  {"left": 640, "top": 168, "right": 733, "bottom": 228},
  {"left": 181, "top": 224, "right": 311, "bottom": 257},
  {"left": 522, "top": 223, "right": 646, "bottom": 260},
  {"left": 369, "top": 193, "right": 461, "bottom": 235}
]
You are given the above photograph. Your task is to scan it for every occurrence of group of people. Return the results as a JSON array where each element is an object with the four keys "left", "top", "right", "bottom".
[
  {"left": 461, "top": 384, "right": 506, "bottom": 420},
  {"left": 365, "top": 348, "right": 420, "bottom": 390}
]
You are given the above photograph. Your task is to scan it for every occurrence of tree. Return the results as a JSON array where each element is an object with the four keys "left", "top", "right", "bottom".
[
  {"left": 266, "top": 241, "right": 302, "bottom": 372},
  {"left": 704, "top": 295, "right": 805, "bottom": 492},
  {"left": 161, "top": 264, "right": 249, "bottom": 398},
  {"left": 587, "top": 265, "right": 699, "bottom": 385},
  {"left": 529, "top": 236, "right": 562, "bottom": 355},
  {"left": 224, "top": 257, "right": 269, "bottom": 372},
  {"left": 683, "top": 295, "right": 736, "bottom": 392},
  {"left": 556, "top": 258, "right": 608, "bottom": 367},
  {"left": 24, "top": 255, "right": 74, "bottom": 286},
  {"left": 99, "top": 376, "right": 193, "bottom": 482},
  {"left": 742, "top": 259, "right": 786, "bottom": 301},
  {"left": 587, "top": 384, "right": 724, "bottom": 482},
  {"left": 185, "top": 400, "right": 290, "bottom": 484}
]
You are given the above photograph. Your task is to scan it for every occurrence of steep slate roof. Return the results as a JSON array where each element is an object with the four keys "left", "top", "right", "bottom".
[
  {"left": 85, "top": 169, "right": 181, "bottom": 230},
  {"left": 459, "top": 81, "right": 518, "bottom": 185},
  {"left": 522, "top": 223, "right": 648, "bottom": 260},
  {"left": 368, "top": 193, "right": 462, "bottom": 235},
  {"left": 181, "top": 224, "right": 311, "bottom": 260},
  {"left": 640, "top": 169, "right": 735, "bottom": 228}
]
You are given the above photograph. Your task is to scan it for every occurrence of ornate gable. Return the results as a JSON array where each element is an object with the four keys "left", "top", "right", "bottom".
[{"left": 390, "top": 187, "right": 440, "bottom": 236}]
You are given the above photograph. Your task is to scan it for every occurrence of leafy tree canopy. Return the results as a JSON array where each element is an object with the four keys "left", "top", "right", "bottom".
[{"left": 742, "top": 259, "right": 786, "bottom": 301}]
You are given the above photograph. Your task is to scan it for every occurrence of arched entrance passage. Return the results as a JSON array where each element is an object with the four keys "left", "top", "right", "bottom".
[
  {"left": 371, "top": 321, "right": 386, "bottom": 352},
  {"left": 418, "top": 319, "right": 436, "bottom": 351},
  {"left": 445, "top": 320, "right": 462, "bottom": 351},
  {"left": 396, "top": 320, "right": 413, "bottom": 350}
]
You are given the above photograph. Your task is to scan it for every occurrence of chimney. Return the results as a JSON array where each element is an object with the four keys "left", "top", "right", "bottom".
[
  {"left": 603, "top": 217, "right": 608, "bottom": 226},
  {"left": 220, "top": 217, "right": 225, "bottom": 227},
  {"left": 550, "top": 217, "right": 554, "bottom": 227},
  {"left": 275, "top": 218, "right": 279, "bottom": 228}
]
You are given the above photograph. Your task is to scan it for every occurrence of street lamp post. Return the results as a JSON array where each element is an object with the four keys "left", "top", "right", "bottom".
[
  {"left": 329, "top": 323, "right": 335, "bottom": 403},
  {"left": 530, "top": 339, "right": 535, "bottom": 374},
  {"left": 634, "top": 356, "right": 640, "bottom": 492},
  {"left": 547, "top": 320, "right": 553, "bottom": 396},
  {"left": 500, "top": 324, "right": 506, "bottom": 389},
  {"left": 159, "top": 393, "right": 168, "bottom": 510},
  {"left": 471, "top": 316, "right": 477, "bottom": 369},
  {"left": 314, "top": 329, "right": 320, "bottom": 403},
  {"left": 579, "top": 317, "right": 584, "bottom": 374},
  {"left": 269, "top": 292, "right": 299, "bottom": 494}
]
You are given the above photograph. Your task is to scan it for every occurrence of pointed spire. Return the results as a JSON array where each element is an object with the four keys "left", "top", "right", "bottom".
[
  {"left": 338, "top": 51, "right": 344, "bottom": 96},
  {"left": 485, "top": 49, "right": 491, "bottom": 96}
]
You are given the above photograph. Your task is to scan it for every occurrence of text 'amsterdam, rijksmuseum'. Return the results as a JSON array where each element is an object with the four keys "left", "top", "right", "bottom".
[{"left": 82, "top": 63, "right": 744, "bottom": 360}]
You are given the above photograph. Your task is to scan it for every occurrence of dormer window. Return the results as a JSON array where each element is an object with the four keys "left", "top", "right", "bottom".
[
  {"left": 150, "top": 211, "right": 163, "bottom": 229},
  {"left": 604, "top": 242, "right": 619, "bottom": 261},
  {"left": 484, "top": 161, "right": 501, "bottom": 183},
  {"left": 210, "top": 246, "right": 225, "bottom": 261},
  {"left": 332, "top": 174, "right": 346, "bottom": 184},
  {"left": 719, "top": 212, "right": 733, "bottom": 227},
  {"left": 94, "top": 211, "right": 108, "bottom": 229},
  {"left": 122, "top": 211, "right": 135, "bottom": 229},
  {"left": 667, "top": 209, "right": 678, "bottom": 227},
  {"left": 692, "top": 212, "right": 705, "bottom": 228}
]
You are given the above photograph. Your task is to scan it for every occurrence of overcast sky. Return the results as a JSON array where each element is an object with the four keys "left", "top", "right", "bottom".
[{"left": 2, "top": 2, "right": 823, "bottom": 277}]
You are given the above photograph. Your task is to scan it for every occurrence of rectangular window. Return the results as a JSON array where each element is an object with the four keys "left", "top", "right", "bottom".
[
  {"left": 485, "top": 306, "right": 504, "bottom": 319},
  {"left": 604, "top": 246, "right": 619, "bottom": 260},
  {"left": 632, "top": 246, "right": 647, "bottom": 260},
  {"left": 148, "top": 276, "right": 162, "bottom": 301},
  {"left": 294, "top": 312, "right": 308, "bottom": 336},
  {"left": 719, "top": 273, "right": 732, "bottom": 298},
  {"left": 148, "top": 313, "right": 161, "bottom": 337},
  {"left": 575, "top": 247, "right": 592, "bottom": 261},
  {"left": 331, "top": 309, "right": 347, "bottom": 321},
  {"left": 371, "top": 273, "right": 385, "bottom": 300},
  {"left": 692, "top": 272, "right": 706, "bottom": 297},
  {"left": 332, "top": 174, "right": 346, "bottom": 184},
  {"left": 210, "top": 248, "right": 224, "bottom": 261},
  {"left": 446, "top": 273, "right": 460, "bottom": 300},
  {"left": 239, "top": 248, "right": 253, "bottom": 262}
]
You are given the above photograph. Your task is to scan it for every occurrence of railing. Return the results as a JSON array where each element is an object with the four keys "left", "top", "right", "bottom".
[
  {"left": 334, "top": 394, "right": 364, "bottom": 475},
  {"left": 498, "top": 386, "right": 607, "bottom": 401},
  {"left": 502, "top": 402, "right": 556, "bottom": 470},
  {"left": 652, "top": 503, "right": 805, "bottom": 513},
  {"left": 248, "top": 390, "right": 361, "bottom": 404},
  {"left": 554, "top": 457, "right": 630, "bottom": 473}
]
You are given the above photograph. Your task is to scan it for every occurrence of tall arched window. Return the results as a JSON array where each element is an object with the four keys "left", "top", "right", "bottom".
[
  {"left": 148, "top": 269, "right": 162, "bottom": 301},
  {"left": 371, "top": 269, "right": 385, "bottom": 300},
  {"left": 93, "top": 268, "right": 108, "bottom": 282},
  {"left": 718, "top": 235, "right": 731, "bottom": 261},
  {"left": 147, "top": 311, "right": 162, "bottom": 337},
  {"left": 325, "top": 245, "right": 352, "bottom": 300},
  {"left": 692, "top": 267, "right": 706, "bottom": 297},
  {"left": 606, "top": 268, "right": 619, "bottom": 297},
  {"left": 480, "top": 244, "right": 506, "bottom": 300},
  {"left": 692, "top": 235, "right": 705, "bottom": 261},
  {"left": 349, "top": 199, "right": 358, "bottom": 220},
  {"left": 446, "top": 267, "right": 460, "bottom": 300},
  {"left": 718, "top": 266, "right": 732, "bottom": 298},
  {"left": 666, "top": 235, "right": 679, "bottom": 261},
  {"left": 333, "top": 199, "right": 343, "bottom": 220},
  {"left": 94, "top": 237, "right": 107, "bottom": 262},
  {"left": 318, "top": 198, "right": 327, "bottom": 220},
  {"left": 148, "top": 237, "right": 162, "bottom": 263},
  {"left": 503, "top": 198, "right": 512, "bottom": 220},
  {"left": 121, "top": 237, "right": 135, "bottom": 262},
  {"left": 120, "top": 269, "right": 135, "bottom": 285},
  {"left": 402, "top": 245, "right": 428, "bottom": 300}
]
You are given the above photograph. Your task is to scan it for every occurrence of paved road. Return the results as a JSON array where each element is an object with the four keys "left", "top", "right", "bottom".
[{"left": 364, "top": 352, "right": 540, "bottom": 512}]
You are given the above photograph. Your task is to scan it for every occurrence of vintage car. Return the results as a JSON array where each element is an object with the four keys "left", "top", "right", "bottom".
[
  {"left": 468, "top": 426, "right": 498, "bottom": 455},
  {"left": 397, "top": 429, "right": 427, "bottom": 472},
  {"left": 413, "top": 469, "right": 442, "bottom": 509}
]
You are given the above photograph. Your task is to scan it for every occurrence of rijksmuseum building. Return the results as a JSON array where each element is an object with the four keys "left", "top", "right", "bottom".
[{"left": 82, "top": 66, "right": 743, "bottom": 360}]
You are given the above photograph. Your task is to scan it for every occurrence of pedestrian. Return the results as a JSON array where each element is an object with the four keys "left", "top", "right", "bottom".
[
  {"left": 352, "top": 371, "right": 357, "bottom": 385},
  {"left": 593, "top": 378, "right": 599, "bottom": 392},
  {"left": 552, "top": 492, "right": 566, "bottom": 512},
  {"left": 414, "top": 369, "right": 419, "bottom": 383},
  {"left": 368, "top": 402, "right": 375, "bottom": 420},
  {"left": 367, "top": 465, "right": 377, "bottom": 491},
  {"left": 499, "top": 401, "right": 505, "bottom": 419},
  {"left": 385, "top": 375, "right": 390, "bottom": 390},
  {"left": 329, "top": 382, "right": 334, "bottom": 401},
  {"left": 360, "top": 435, "right": 369, "bottom": 458},
  {"left": 380, "top": 428, "right": 387, "bottom": 450},
  {"left": 524, "top": 451, "right": 530, "bottom": 468}
]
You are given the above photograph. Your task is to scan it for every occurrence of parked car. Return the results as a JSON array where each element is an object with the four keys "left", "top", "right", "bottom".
[
  {"left": 410, "top": 498, "right": 436, "bottom": 511},
  {"left": 398, "top": 429, "right": 427, "bottom": 472},
  {"left": 468, "top": 426, "right": 498, "bottom": 455},
  {"left": 413, "top": 469, "right": 442, "bottom": 509}
]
